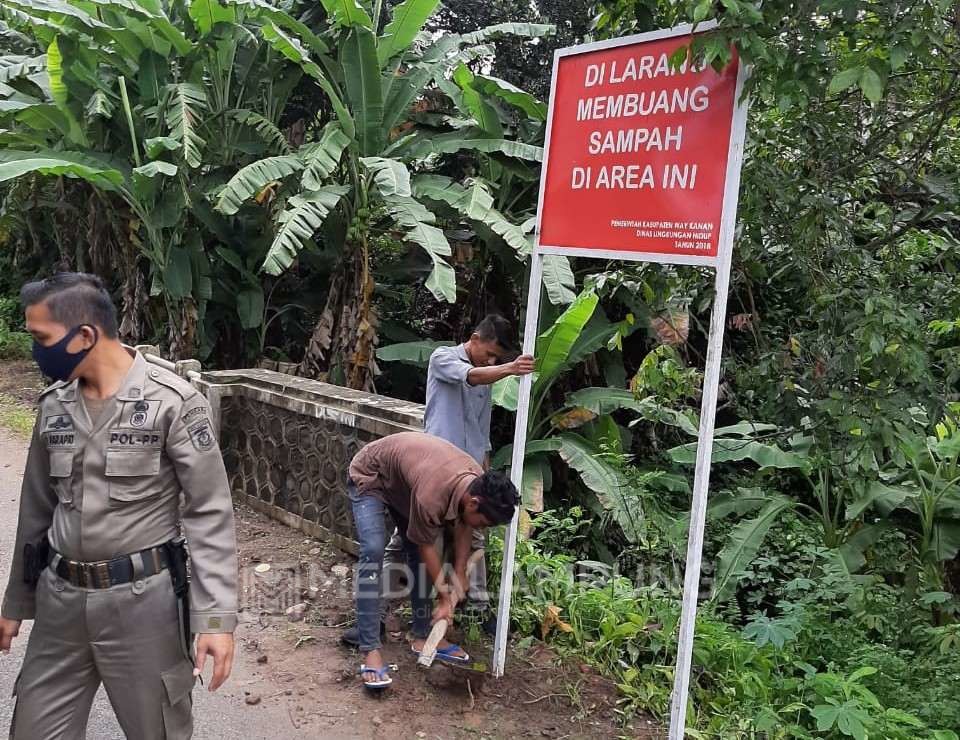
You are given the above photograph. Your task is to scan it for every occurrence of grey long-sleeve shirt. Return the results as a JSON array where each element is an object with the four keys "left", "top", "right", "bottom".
[{"left": 423, "top": 344, "right": 491, "bottom": 465}]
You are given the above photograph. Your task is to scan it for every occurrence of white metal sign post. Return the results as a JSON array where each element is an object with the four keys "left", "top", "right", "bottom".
[{"left": 490, "top": 22, "right": 750, "bottom": 740}]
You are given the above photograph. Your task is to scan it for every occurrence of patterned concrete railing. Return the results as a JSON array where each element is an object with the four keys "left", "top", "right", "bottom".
[{"left": 138, "top": 348, "right": 423, "bottom": 554}]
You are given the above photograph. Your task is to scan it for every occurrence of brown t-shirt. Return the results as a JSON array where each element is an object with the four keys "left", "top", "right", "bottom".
[{"left": 349, "top": 432, "right": 482, "bottom": 545}]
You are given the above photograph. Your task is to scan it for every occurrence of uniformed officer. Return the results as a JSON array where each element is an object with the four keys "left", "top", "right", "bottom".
[{"left": 0, "top": 272, "right": 239, "bottom": 739}]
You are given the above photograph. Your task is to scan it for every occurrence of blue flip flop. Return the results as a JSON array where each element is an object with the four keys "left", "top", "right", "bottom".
[
  {"left": 359, "top": 664, "right": 392, "bottom": 689},
  {"left": 412, "top": 643, "right": 471, "bottom": 665}
]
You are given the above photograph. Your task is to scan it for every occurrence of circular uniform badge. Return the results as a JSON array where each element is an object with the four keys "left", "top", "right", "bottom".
[{"left": 130, "top": 399, "right": 149, "bottom": 427}]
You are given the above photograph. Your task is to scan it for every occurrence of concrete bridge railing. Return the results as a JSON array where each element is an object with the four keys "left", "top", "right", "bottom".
[{"left": 137, "top": 347, "right": 423, "bottom": 555}]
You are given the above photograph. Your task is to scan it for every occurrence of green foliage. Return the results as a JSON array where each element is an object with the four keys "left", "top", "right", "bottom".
[
  {"left": 489, "top": 529, "right": 957, "bottom": 737},
  {"left": 0, "top": 295, "right": 29, "bottom": 359}
]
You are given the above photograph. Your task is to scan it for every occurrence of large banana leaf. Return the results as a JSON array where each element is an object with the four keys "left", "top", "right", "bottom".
[
  {"left": 491, "top": 291, "right": 601, "bottom": 411},
  {"left": 930, "top": 520, "right": 960, "bottom": 562},
  {"left": 383, "top": 194, "right": 455, "bottom": 302},
  {"left": 491, "top": 437, "right": 562, "bottom": 469},
  {"left": 45, "top": 36, "right": 86, "bottom": 146},
  {"left": 561, "top": 385, "right": 703, "bottom": 436},
  {"left": 377, "top": 0, "right": 439, "bottom": 66},
  {"left": 131, "top": 160, "right": 176, "bottom": 199},
  {"left": 226, "top": 0, "right": 328, "bottom": 55},
  {"left": 215, "top": 154, "right": 304, "bottom": 215},
  {"left": 0, "top": 149, "right": 124, "bottom": 190},
  {"left": 376, "top": 340, "right": 453, "bottom": 367},
  {"left": 668, "top": 438, "right": 809, "bottom": 470},
  {"left": 82, "top": 0, "right": 191, "bottom": 54},
  {"left": 301, "top": 122, "right": 350, "bottom": 189},
  {"left": 85, "top": 89, "right": 115, "bottom": 121},
  {"left": 413, "top": 175, "right": 529, "bottom": 255},
  {"left": 261, "top": 186, "right": 348, "bottom": 275},
  {"left": 491, "top": 373, "right": 525, "bottom": 412},
  {"left": 341, "top": 27, "right": 383, "bottom": 156},
  {"left": 4, "top": 0, "right": 111, "bottom": 32},
  {"left": 319, "top": 0, "right": 372, "bottom": 28},
  {"left": 381, "top": 33, "right": 465, "bottom": 132},
  {"left": 227, "top": 109, "right": 290, "bottom": 154},
  {"left": 461, "top": 23, "right": 555, "bottom": 45},
  {"left": 557, "top": 433, "right": 642, "bottom": 542},
  {"left": 401, "top": 129, "right": 543, "bottom": 161},
  {"left": 706, "top": 488, "right": 772, "bottom": 519},
  {"left": 361, "top": 156, "right": 410, "bottom": 197},
  {"left": 188, "top": 0, "right": 235, "bottom": 36},
  {"left": 542, "top": 254, "right": 575, "bottom": 304},
  {"left": 712, "top": 495, "right": 794, "bottom": 602},
  {"left": 165, "top": 82, "right": 206, "bottom": 168},
  {"left": 237, "top": 286, "right": 264, "bottom": 329},
  {"left": 452, "top": 65, "right": 502, "bottom": 136},
  {"left": 471, "top": 74, "right": 547, "bottom": 120},
  {"left": 536, "top": 290, "right": 599, "bottom": 382},
  {"left": 564, "top": 387, "right": 647, "bottom": 416},
  {"left": 0, "top": 55, "right": 46, "bottom": 84},
  {"left": 382, "top": 62, "right": 434, "bottom": 133},
  {"left": 517, "top": 454, "right": 550, "bottom": 512},
  {"left": 260, "top": 22, "right": 355, "bottom": 140},
  {"left": 845, "top": 481, "right": 914, "bottom": 520}
]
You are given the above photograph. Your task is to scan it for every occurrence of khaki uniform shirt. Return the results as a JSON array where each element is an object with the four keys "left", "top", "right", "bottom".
[
  {"left": 2, "top": 351, "right": 239, "bottom": 634},
  {"left": 348, "top": 432, "right": 481, "bottom": 545}
]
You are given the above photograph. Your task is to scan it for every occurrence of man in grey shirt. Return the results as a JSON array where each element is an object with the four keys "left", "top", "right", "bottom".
[
  {"left": 342, "top": 316, "right": 533, "bottom": 645},
  {"left": 419, "top": 315, "right": 533, "bottom": 631}
]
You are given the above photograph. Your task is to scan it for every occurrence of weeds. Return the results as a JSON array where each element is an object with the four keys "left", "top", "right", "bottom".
[{"left": 0, "top": 394, "right": 34, "bottom": 436}]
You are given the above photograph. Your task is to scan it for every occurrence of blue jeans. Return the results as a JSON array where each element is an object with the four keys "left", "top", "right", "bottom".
[{"left": 348, "top": 480, "right": 431, "bottom": 652}]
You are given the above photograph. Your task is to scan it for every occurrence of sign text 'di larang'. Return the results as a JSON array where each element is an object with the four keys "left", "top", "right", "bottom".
[{"left": 538, "top": 33, "right": 740, "bottom": 261}]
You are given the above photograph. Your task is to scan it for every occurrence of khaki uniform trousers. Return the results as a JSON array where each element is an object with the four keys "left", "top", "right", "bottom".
[{"left": 10, "top": 566, "right": 195, "bottom": 740}]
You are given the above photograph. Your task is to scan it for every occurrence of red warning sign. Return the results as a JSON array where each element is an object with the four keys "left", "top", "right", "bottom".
[{"left": 537, "top": 31, "right": 743, "bottom": 262}]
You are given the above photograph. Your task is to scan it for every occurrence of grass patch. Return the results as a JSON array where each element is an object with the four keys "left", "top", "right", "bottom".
[{"left": 0, "top": 393, "right": 34, "bottom": 436}]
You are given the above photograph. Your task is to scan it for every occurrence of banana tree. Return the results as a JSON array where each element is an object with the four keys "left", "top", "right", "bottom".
[
  {"left": 482, "top": 290, "right": 646, "bottom": 537},
  {"left": 0, "top": 0, "right": 310, "bottom": 355},
  {"left": 844, "top": 415, "right": 960, "bottom": 592},
  {"left": 210, "top": 1, "right": 560, "bottom": 389}
]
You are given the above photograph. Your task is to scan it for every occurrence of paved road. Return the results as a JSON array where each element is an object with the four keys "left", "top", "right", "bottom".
[{"left": 0, "top": 428, "right": 294, "bottom": 739}]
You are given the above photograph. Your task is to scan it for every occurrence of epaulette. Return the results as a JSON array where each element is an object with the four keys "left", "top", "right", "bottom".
[
  {"left": 145, "top": 365, "right": 197, "bottom": 401},
  {"left": 38, "top": 379, "right": 69, "bottom": 398}
]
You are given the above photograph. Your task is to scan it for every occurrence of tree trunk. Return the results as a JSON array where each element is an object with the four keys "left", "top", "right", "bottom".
[
  {"left": 167, "top": 297, "right": 198, "bottom": 360},
  {"left": 299, "top": 239, "right": 378, "bottom": 391}
]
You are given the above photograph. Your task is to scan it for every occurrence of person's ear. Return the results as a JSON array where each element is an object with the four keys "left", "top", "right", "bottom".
[{"left": 79, "top": 325, "right": 99, "bottom": 350}]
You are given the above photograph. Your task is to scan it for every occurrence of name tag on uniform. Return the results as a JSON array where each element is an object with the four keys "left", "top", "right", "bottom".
[
  {"left": 109, "top": 430, "right": 164, "bottom": 448},
  {"left": 117, "top": 399, "right": 163, "bottom": 429},
  {"left": 42, "top": 414, "right": 76, "bottom": 448}
]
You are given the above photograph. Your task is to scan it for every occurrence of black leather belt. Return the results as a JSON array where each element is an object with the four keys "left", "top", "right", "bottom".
[{"left": 47, "top": 543, "right": 171, "bottom": 589}]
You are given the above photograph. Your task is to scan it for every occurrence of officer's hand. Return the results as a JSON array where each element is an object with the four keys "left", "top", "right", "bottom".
[
  {"left": 0, "top": 618, "right": 20, "bottom": 653},
  {"left": 194, "top": 633, "right": 235, "bottom": 691}
]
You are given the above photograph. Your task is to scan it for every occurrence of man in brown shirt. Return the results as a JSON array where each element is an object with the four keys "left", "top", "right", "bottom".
[{"left": 347, "top": 432, "right": 519, "bottom": 688}]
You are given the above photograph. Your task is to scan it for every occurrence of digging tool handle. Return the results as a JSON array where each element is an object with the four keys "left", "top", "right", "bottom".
[{"left": 417, "top": 548, "right": 485, "bottom": 668}]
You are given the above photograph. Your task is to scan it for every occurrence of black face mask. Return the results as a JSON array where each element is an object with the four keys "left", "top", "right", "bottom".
[{"left": 32, "top": 325, "right": 98, "bottom": 382}]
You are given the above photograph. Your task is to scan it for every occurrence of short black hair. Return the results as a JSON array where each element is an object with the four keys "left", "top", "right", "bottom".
[
  {"left": 473, "top": 314, "right": 516, "bottom": 352},
  {"left": 469, "top": 471, "right": 520, "bottom": 526},
  {"left": 20, "top": 272, "right": 118, "bottom": 339}
]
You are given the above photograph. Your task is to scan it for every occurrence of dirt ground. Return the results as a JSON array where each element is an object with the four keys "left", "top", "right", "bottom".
[
  {"left": 0, "top": 359, "right": 43, "bottom": 406},
  {"left": 233, "top": 505, "right": 659, "bottom": 739},
  {"left": 0, "top": 360, "right": 660, "bottom": 738}
]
